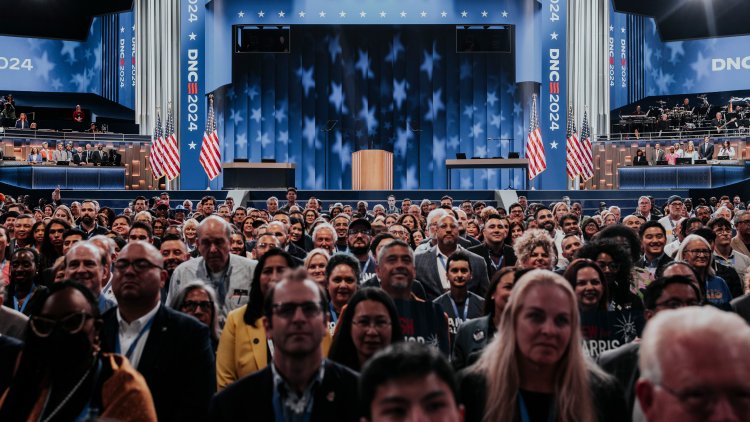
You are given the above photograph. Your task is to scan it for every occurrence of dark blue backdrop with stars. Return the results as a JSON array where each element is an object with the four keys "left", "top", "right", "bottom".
[{"left": 213, "top": 25, "right": 523, "bottom": 190}]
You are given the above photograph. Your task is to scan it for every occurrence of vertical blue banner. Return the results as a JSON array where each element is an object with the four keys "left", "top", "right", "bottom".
[
  {"left": 180, "top": 0, "right": 207, "bottom": 189},
  {"left": 609, "top": 9, "right": 628, "bottom": 110},
  {"left": 118, "top": 12, "right": 135, "bottom": 109},
  {"left": 538, "top": 0, "right": 567, "bottom": 189}
]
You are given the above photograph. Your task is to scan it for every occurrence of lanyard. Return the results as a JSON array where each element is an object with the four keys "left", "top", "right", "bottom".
[
  {"left": 328, "top": 302, "right": 339, "bottom": 324},
  {"left": 116, "top": 317, "right": 155, "bottom": 361},
  {"left": 272, "top": 384, "right": 314, "bottom": 422},
  {"left": 438, "top": 254, "right": 447, "bottom": 270},
  {"left": 449, "top": 296, "right": 469, "bottom": 321},
  {"left": 13, "top": 284, "right": 35, "bottom": 314}
]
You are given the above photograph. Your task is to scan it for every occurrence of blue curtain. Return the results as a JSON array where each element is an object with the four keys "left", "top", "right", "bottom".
[{"left": 215, "top": 25, "right": 519, "bottom": 189}]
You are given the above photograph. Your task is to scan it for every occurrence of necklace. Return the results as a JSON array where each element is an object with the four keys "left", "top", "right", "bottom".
[{"left": 40, "top": 358, "right": 96, "bottom": 422}]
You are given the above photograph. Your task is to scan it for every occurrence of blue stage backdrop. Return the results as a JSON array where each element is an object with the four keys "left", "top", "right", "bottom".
[
  {"left": 216, "top": 25, "right": 518, "bottom": 190},
  {"left": 613, "top": 8, "right": 750, "bottom": 109}
]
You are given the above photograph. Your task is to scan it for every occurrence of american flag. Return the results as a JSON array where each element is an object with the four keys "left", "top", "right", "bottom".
[
  {"left": 200, "top": 95, "right": 221, "bottom": 181},
  {"left": 525, "top": 94, "right": 546, "bottom": 180},
  {"left": 163, "top": 105, "right": 181, "bottom": 180},
  {"left": 565, "top": 104, "right": 585, "bottom": 180},
  {"left": 579, "top": 109, "right": 594, "bottom": 181},
  {"left": 150, "top": 112, "right": 165, "bottom": 179}
]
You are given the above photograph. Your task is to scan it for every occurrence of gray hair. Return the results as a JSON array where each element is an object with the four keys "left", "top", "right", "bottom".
[
  {"left": 513, "top": 229, "right": 556, "bottom": 265},
  {"left": 734, "top": 210, "right": 750, "bottom": 226},
  {"left": 312, "top": 222, "right": 337, "bottom": 243},
  {"left": 169, "top": 281, "right": 220, "bottom": 342},
  {"left": 267, "top": 221, "right": 288, "bottom": 235},
  {"left": 377, "top": 239, "right": 414, "bottom": 266},
  {"left": 303, "top": 248, "right": 331, "bottom": 268},
  {"left": 89, "top": 235, "right": 116, "bottom": 257},
  {"left": 135, "top": 210, "right": 153, "bottom": 224},
  {"left": 639, "top": 306, "right": 750, "bottom": 384},
  {"left": 674, "top": 234, "right": 715, "bottom": 276}
]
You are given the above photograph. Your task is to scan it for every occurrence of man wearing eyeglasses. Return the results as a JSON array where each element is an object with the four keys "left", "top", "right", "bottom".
[
  {"left": 348, "top": 219, "right": 376, "bottom": 279},
  {"left": 731, "top": 210, "right": 750, "bottom": 258},
  {"left": 209, "top": 274, "right": 360, "bottom": 421},
  {"left": 101, "top": 241, "right": 215, "bottom": 421},
  {"left": 659, "top": 196, "right": 687, "bottom": 243},
  {"left": 636, "top": 306, "right": 750, "bottom": 422},
  {"left": 598, "top": 275, "right": 702, "bottom": 420},
  {"left": 709, "top": 217, "right": 750, "bottom": 293}
]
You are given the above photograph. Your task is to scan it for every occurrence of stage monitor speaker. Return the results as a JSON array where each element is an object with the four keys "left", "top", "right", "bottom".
[
  {"left": 261, "top": 158, "right": 277, "bottom": 163},
  {"left": 234, "top": 25, "right": 290, "bottom": 53},
  {"left": 508, "top": 152, "right": 520, "bottom": 159},
  {"left": 456, "top": 25, "right": 513, "bottom": 53},
  {"left": 455, "top": 153, "right": 466, "bottom": 159}
]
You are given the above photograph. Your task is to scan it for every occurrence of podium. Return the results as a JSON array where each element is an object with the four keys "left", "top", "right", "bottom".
[{"left": 352, "top": 150, "right": 392, "bottom": 190}]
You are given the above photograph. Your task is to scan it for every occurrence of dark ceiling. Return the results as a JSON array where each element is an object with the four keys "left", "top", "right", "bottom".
[
  {"left": 1, "top": 0, "right": 133, "bottom": 41},
  {"left": 613, "top": 0, "right": 750, "bottom": 41}
]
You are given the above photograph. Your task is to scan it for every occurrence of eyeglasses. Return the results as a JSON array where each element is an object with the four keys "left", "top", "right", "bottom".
[
  {"left": 712, "top": 227, "right": 732, "bottom": 234},
  {"left": 271, "top": 301, "right": 324, "bottom": 319},
  {"left": 348, "top": 228, "right": 372, "bottom": 236},
  {"left": 181, "top": 300, "right": 213, "bottom": 312},
  {"left": 352, "top": 318, "right": 391, "bottom": 329},
  {"left": 595, "top": 261, "right": 621, "bottom": 271},
  {"left": 654, "top": 299, "right": 701, "bottom": 309},
  {"left": 30, "top": 311, "right": 94, "bottom": 337},
  {"left": 113, "top": 259, "right": 161, "bottom": 272},
  {"left": 737, "top": 220, "right": 750, "bottom": 226},
  {"left": 684, "top": 249, "right": 712, "bottom": 256},
  {"left": 657, "top": 383, "right": 750, "bottom": 417}
]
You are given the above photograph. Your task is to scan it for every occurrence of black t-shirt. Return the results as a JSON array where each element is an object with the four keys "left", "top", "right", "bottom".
[{"left": 518, "top": 389, "right": 553, "bottom": 422}]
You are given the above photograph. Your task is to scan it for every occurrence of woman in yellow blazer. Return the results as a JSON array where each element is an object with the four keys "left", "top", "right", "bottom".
[{"left": 216, "top": 248, "right": 331, "bottom": 390}]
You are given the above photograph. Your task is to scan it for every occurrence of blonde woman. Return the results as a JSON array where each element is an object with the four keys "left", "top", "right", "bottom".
[
  {"left": 460, "top": 270, "right": 627, "bottom": 422},
  {"left": 182, "top": 218, "right": 199, "bottom": 252}
]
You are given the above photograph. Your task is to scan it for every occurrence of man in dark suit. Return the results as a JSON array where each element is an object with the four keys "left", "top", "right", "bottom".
[
  {"left": 101, "top": 241, "right": 215, "bottom": 421},
  {"left": 468, "top": 214, "right": 517, "bottom": 279},
  {"left": 698, "top": 136, "right": 714, "bottom": 159},
  {"left": 209, "top": 273, "right": 360, "bottom": 421},
  {"left": 92, "top": 143, "right": 108, "bottom": 164},
  {"left": 414, "top": 214, "right": 489, "bottom": 301},
  {"left": 597, "top": 275, "right": 700, "bottom": 414}
]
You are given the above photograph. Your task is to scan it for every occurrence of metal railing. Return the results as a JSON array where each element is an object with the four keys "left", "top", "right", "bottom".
[{"left": 0, "top": 128, "right": 151, "bottom": 143}]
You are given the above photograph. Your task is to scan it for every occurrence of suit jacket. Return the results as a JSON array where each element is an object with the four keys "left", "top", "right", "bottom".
[
  {"left": 452, "top": 315, "right": 494, "bottom": 371},
  {"left": 93, "top": 149, "right": 107, "bottom": 163},
  {"left": 0, "top": 306, "right": 28, "bottom": 339},
  {"left": 14, "top": 120, "right": 30, "bottom": 129},
  {"left": 51, "top": 149, "right": 72, "bottom": 162},
  {"left": 0, "top": 335, "right": 22, "bottom": 394},
  {"left": 414, "top": 246, "right": 489, "bottom": 301},
  {"left": 597, "top": 342, "right": 641, "bottom": 413},
  {"left": 732, "top": 294, "right": 750, "bottom": 325},
  {"left": 653, "top": 148, "right": 666, "bottom": 163},
  {"left": 466, "top": 243, "right": 517, "bottom": 279},
  {"left": 101, "top": 305, "right": 216, "bottom": 421},
  {"left": 699, "top": 142, "right": 714, "bottom": 159},
  {"left": 633, "top": 155, "right": 649, "bottom": 166},
  {"left": 209, "top": 360, "right": 360, "bottom": 421}
]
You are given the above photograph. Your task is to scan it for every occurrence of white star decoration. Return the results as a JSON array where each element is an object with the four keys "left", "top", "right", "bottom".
[
  {"left": 258, "top": 10, "right": 265, "bottom": 18},
  {"left": 441, "top": 11, "right": 447, "bottom": 17},
  {"left": 380, "top": 11, "right": 386, "bottom": 18},
  {"left": 299, "top": 11, "right": 306, "bottom": 18},
  {"left": 501, "top": 11, "right": 508, "bottom": 18},
  {"left": 120, "top": 26, "right": 125, "bottom": 33},
  {"left": 420, "top": 11, "right": 427, "bottom": 17},
  {"left": 339, "top": 10, "right": 346, "bottom": 18},
  {"left": 278, "top": 11, "right": 285, "bottom": 18},
  {"left": 400, "top": 11, "right": 407, "bottom": 18},
  {"left": 238, "top": 11, "right": 244, "bottom": 18},
  {"left": 461, "top": 10, "right": 468, "bottom": 17},
  {"left": 360, "top": 11, "right": 366, "bottom": 18},
  {"left": 609, "top": 25, "right": 614, "bottom": 32},
  {"left": 550, "top": 32, "right": 558, "bottom": 40},
  {"left": 481, "top": 11, "right": 488, "bottom": 17},
  {"left": 549, "top": 141, "right": 559, "bottom": 149},
  {"left": 319, "top": 11, "right": 326, "bottom": 17},
  {"left": 188, "top": 32, "right": 197, "bottom": 41},
  {"left": 188, "top": 141, "right": 197, "bottom": 150}
]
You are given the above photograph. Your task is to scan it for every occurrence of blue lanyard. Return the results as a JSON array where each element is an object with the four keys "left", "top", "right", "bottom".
[
  {"left": 116, "top": 317, "right": 155, "bottom": 360},
  {"left": 438, "top": 255, "right": 447, "bottom": 270},
  {"left": 328, "top": 302, "right": 339, "bottom": 324},
  {"left": 272, "top": 385, "right": 314, "bottom": 422},
  {"left": 13, "top": 284, "right": 35, "bottom": 314},
  {"left": 449, "top": 297, "right": 469, "bottom": 321}
]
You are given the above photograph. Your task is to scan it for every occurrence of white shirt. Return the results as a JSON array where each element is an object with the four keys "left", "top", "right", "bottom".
[
  {"left": 116, "top": 302, "right": 160, "bottom": 369},
  {"left": 435, "top": 248, "right": 451, "bottom": 290}
]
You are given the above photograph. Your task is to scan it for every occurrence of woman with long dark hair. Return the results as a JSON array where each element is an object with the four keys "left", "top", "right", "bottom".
[
  {"left": 563, "top": 258, "right": 610, "bottom": 311},
  {"left": 39, "top": 218, "right": 71, "bottom": 272},
  {"left": 328, "top": 287, "right": 402, "bottom": 371}
]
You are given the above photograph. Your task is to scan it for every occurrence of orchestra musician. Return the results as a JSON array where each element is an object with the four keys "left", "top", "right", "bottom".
[{"left": 712, "top": 111, "right": 725, "bottom": 133}]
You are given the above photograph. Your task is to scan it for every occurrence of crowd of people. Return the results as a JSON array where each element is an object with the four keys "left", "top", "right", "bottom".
[{"left": 0, "top": 187, "right": 749, "bottom": 421}]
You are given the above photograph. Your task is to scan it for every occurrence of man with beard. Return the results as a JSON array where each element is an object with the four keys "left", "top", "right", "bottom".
[
  {"left": 78, "top": 200, "right": 108, "bottom": 239},
  {"left": 231, "top": 206, "right": 247, "bottom": 227},
  {"left": 377, "top": 240, "right": 450, "bottom": 354},
  {"left": 159, "top": 234, "right": 189, "bottom": 304},
  {"left": 414, "top": 214, "right": 489, "bottom": 301},
  {"left": 432, "top": 252, "right": 485, "bottom": 343},
  {"left": 195, "top": 195, "right": 216, "bottom": 222},
  {"left": 557, "top": 234, "right": 582, "bottom": 272},
  {"left": 354, "top": 201, "right": 374, "bottom": 222},
  {"left": 6, "top": 248, "right": 47, "bottom": 317},
  {"left": 659, "top": 196, "right": 686, "bottom": 243},
  {"left": 167, "top": 216, "right": 256, "bottom": 324},
  {"left": 64, "top": 242, "right": 116, "bottom": 312},
  {"left": 559, "top": 214, "right": 581, "bottom": 236},
  {"left": 637, "top": 221, "right": 672, "bottom": 278},
  {"left": 467, "top": 214, "right": 516, "bottom": 278},
  {"left": 535, "top": 205, "right": 564, "bottom": 257},
  {"left": 730, "top": 210, "right": 750, "bottom": 257},
  {"left": 622, "top": 215, "right": 644, "bottom": 233},
  {"left": 132, "top": 196, "right": 148, "bottom": 214},
  {"left": 347, "top": 219, "right": 376, "bottom": 279}
]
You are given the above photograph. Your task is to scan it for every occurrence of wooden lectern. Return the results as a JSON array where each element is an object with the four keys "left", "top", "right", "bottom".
[{"left": 352, "top": 150, "right": 392, "bottom": 190}]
